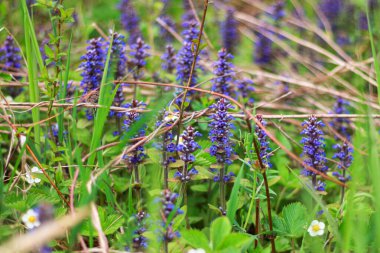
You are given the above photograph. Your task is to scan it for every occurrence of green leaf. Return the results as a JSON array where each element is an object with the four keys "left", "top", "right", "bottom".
[
  {"left": 103, "top": 214, "right": 124, "bottom": 235},
  {"left": 217, "top": 233, "right": 254, "bottom": 251},
  {"left": 227, "top": 164, "right": 245, "bottom": 223},
  {"left": 210, "top": 217, "right": 231, "bottom": 249},
  {"left": 181, "top": 229, "right": 210, "bottom": 251},
  {"left": 44, "top": 44, "right": 54, "bottom": 58},
  {"left": 281, "top": 202, "right": 308, "bottom": 238}
]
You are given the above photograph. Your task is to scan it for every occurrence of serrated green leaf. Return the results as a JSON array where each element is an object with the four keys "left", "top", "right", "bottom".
[{"left": 282, "top": 202, "right": 308, "bottom": 238}]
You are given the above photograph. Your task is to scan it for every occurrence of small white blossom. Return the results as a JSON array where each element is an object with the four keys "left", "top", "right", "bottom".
[
  {"left": 26, "top": 166, "right": 43, "bottom": 184},
  {"left": 19, "top": 134, "right": 26, "bottom": 147},
  {"left": 188, "top": 249, "right": 206, "bottom": 253},
  {"left": 164, "top": 113, "right": 178, "bottom": 123},
  {"left": 21, "top": 209, "right": 40, "bottom": 229},
  {"left": 307, "top": 220, "right": 325, "bottom": 237}
]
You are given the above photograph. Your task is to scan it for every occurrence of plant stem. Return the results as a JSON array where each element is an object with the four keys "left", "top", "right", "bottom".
[
  {"left": 262, "top": 171, "right": 276, "bottom": 253},
  {"left": 176, "top": 0, "right": 209, "bottom": 146},
  {"left": 133, "top": 164, "right": 141, "bottom": 210},
  {"left": 340, "top": 170, "right": 346, "bottom": 205},
  {"left": 182, "top": 182, "right": 190, "bottom": 229},
  {"left": 255, "top": 198, "right": 260, "bottom": 248},
  {"left": 182, "top": 162, "right": 190, "bottom": 228},
  {"left": 220, "top": 164, "right": 226, "bottom": 211},
  {"left": 163, "top": 135, "right": 168, "bottom": 189},
  {"left": 252, "top": 133, "right": 276, "bottom": 252}
]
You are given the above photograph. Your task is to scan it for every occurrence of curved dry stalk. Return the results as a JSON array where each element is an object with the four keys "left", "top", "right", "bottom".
[
  {"left": 86, "top": 174, "right": 109, "bottom": 253},
  {"left": 0, "top": 207, "right": 90, "bottom": 253}
]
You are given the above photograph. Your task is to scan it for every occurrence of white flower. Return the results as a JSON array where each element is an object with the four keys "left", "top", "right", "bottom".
[
  {"left": 21, "top": 209, "right": 40, "bottom": 229},
  {"left": 1, "top": 96, "right": 13, "bottom": 103},
  {"left": 26, "top": 167, "right": 43, "bottom": 184},
  {"left": 188, "top": 249, "right": 206, "bottom": 253},
  {"left": 19, "top": 134, "right": 26, "bottom": 147},
  {"left": 164, "top": 113, "right": 178, "bottom": 123},
  {"left": 307, "top": 220, "right": 325, "bottom": 237}
]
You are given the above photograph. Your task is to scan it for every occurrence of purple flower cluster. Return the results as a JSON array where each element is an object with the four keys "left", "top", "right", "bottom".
[
  {"left": 108, "top": 32, "right": 128, "bottom": 118},
  {"left": 358, "top": 12, "right": 368, "bottom": 30},
  {"left": 176, "top": 41, "right": 199, "bottom": 96},
  {"left": 123, "top": 100, "right": 147, "bottom": 165},
  {"left": 330, "top": 97, "right": 352, "bottom": 141},
  {"left": 255, "top": 115, "right": 272, "bottom": 168},
  {"left": 332, "top": 141, "right": 352, "bottom": 183},
  {"left": 40, "top": 39, "right": 48, "bottom": 62},
  {"left": 158, "top": 112, "right": 177, "bottom": 167},
  {"left": 79, "top": 38, "right": 105, "bottom": 119},
  {"left": 79, "top": 38, "right": 105, "bottom": 96},
  {"left": 161, "top": 189, "right": 183, "bottom": 242},
  {"left": 236, "top": 78, "right": 255, "bottom": 104},
  {"left": 213, "top": 170, "right": 235, "bottom": 183},
  {"left": 132, "top": 210, "right": 148, "bottom": 250},
  {"left": 211, "top": 49, "right": 235, "bottom": 97},
  {"left": 319, "top": 0, "right": 343, "bottom": 29},
  {"left": 0, "top": 36, "right": 22, "bottom": 74},
  {"left": 161, "top": 45, "right": 176, "bottom": 74},
  {"left": 129, "top": 37, "right": 150, "bottom": 80},
  {"left": 182, "top": 19, "right": 199, "bottom": 43},
  {"left": 182, "top": 0, "right": 196, "bottom": 24},
  {"left": 175, "top": 126, "right": 201, "bottom": 182},
  {"left": 118, "top": 0, "right": 141, "bottom": 43},
  {"left": 269, "top": 1, "right": 286, "bottom": 22},
  {"left": 178, "top": 126, "right": 201, "bottom": 163},
  {"left": 221, "top": 8, "right": 239, "bottom": 54},
  {"left": 174, "top": 168, "right": 198, "bottom": 182},
  {"left": 254, "top": 32, "right": 273, "bottom": 66},
  {"left": 209, "top": 98, "right": 234, "bottom": 165},
  {"left": 300, "top": 116, "right": 328, "bottom": 191},
  {"left": 159, "top": 15, "right": 176, "bottom": 43},
  {"left": 0, "top": 36, "right": 23, "bottom": 97}
]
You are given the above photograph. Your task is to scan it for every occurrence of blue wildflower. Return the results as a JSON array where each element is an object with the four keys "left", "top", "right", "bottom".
[
  {"left": 159, "top": 15, "right": 176, "bottom": 43},
  {"left": 269, "top": 1, "right": 286, "bottom": 22},
  {"left": 174, "top": 167, "right": 198, "bottom": 182},
  {"left": 129, "top": 37, "right": 150, "bottom": 80},
  {"left": 176, "top": 41, "right": 199, "bottom": 97},
  {"left": 161, "top": 189, "right": 182, "bottom": 242},
  {"left": 213, "top": 171, "right": 235, "bottom": 183},
  {"left": 209, "top": 98, "right": 234, "bottom": 165},
  {"left": 358, "top": 12, "right": 368, "bottom": 30},
  {"left": 330, "top": 97, "right": 352, "bottom": 141},
  {"left": 107, "top": 32, "right": 128, "bottom": 118},
  {"left": 178, "top": 126, "right": 201, "bottom": 163},
  {"left": 182, "top": 19, "right": 199, "bottom": 43},
  {"left": 211, "top": 48, "right": 235, "bottom": 97},
  {"left": 300, "top": 116, "right": 328, "bottom": 191},
  {"left": 79, "top": 37, "right": 105, "bottom": 120},
  {"left": 161, "top": 45, "right": 176, "bottom": 74},
  {"left": 221, "top": 8, "right": 239, "bottom": 54},
  {"left": 1, "top": 36, "right": 22, "bottom": 74},
  {"left": 255, "top": 115, "right": 272, "bottom": 168},
  {"left": 182, "top": 0, "right": 196, "bottom": 24},
  {"left": 0, "top": 36, "right": 23, "bottom": 96},
  {"left": 254, "top": 31, "right": 273, "bottom": 65},
  {"left": 80, "top": 37, "right": 105, "bottom": 96},
  {"left": 332, "top": 141, "right": 353, "bottom": 182},
  {"left": 123, "top": 100, "right": 147, "bottom": 166},
  {"left": 118, "top": 0, "right": 141, "bottom": 43},
  {"left": 236, "top": 78, "right": 255, "bottom": 104},
  {"left": 319, "top": 0, "right": 343, "bottom": 29},
  {"left": 176, "top": 126, "right": 201, "bottom": 182},
  {"left": 132, "top": 211, "right": 148, "bottom": 250}
]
